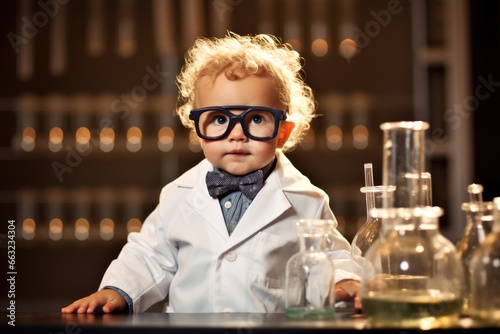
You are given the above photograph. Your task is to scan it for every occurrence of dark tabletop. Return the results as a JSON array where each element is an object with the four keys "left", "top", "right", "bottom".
[{"left": 2, "top": 311, "right": 499, "bottom": 334}]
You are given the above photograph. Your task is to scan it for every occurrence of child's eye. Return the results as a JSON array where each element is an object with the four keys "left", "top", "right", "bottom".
[
  {"left": 251, "top": 115, "right": 264, "bottom": 124},
  {"left": 214, "top": 115, "right": 228, "bottom": 125}
]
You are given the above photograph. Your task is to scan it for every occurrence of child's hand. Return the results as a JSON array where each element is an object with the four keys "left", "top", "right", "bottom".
[
  {"left": 61, "top": 289, "right": 127, "bottom": 314},
  {"left": 334, "top": 279, "right": 362, "bottom": 310}
]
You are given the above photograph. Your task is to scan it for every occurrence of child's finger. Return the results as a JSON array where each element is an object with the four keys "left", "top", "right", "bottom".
[
  {"left": 60, "top": 305, "right": 75, "bottom": 313},
  {"left": 102, "top": 298, "right": 121, "bottom": 313},
  {"left": 61, "top": 300, "right": 84, "bottom": 314},
  {"left": 77, "top": 301, "right": 91, "bottom": 313}
]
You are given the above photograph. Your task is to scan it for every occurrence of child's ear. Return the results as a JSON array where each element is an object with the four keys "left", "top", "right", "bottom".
[{"left": 277, "top": 121, "right": 295, "bottom": 148}]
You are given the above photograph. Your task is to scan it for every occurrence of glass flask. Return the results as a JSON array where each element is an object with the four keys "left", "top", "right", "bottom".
[
  {"left": 351, "top": 163, "right": 395, "bottom": 260},
  {"left": 360, "top": 121, "right": 464, "bottom": 329},
  {"left": 285, "top": 219, "right": 335, "bottom": 319},
  {"left": 456, "top": 183, "right": 493, "bottom": 315},
  {"left": 362, "top": 207, "right": 465, "bottom": 328},
  {"left": 469, "top": 197, "right": 500, "bottom": 323}
]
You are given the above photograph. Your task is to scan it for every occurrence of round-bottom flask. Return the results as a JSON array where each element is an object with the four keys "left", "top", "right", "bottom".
[
  {"left": 285, "top": 219, "right": 335, "bottom": 319},
  {"left": 351, "top": 186, "right": 395, "bottom": 260},
  {"left": 469, "top": 197, "right": 500, "bottom": 323},
  {"left": 360, "top": 207, "right": 464, "bottom": 329}
]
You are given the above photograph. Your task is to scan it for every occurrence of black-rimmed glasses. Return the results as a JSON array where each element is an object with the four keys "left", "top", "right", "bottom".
[{"left": 189, "top": 105, "right": 287, "bottom": 141}]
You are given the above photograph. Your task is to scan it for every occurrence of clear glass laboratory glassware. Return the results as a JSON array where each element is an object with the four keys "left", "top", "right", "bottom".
[
  {"left": 285, "top": 219, "right": 336, "bottom": 319},
  {"left": 469, "top": 197, "right": 500, "bottom": 323},
  {"left": 421, "top": 172, "right": 433, "bottom": 206},
  {"left": 361, "top": 207, "right": 465, "bottom": 328},
  {"left": 351, "top": 163, "right": 396, "bottom": 261},
  {"left": 380, "top": 121, "right": 429, "bottom": 209},
  {"left": 456, "top": 183, "right": 494, "bottom": 315},
  {"left": 360, "top": 121, "right": 464, "bottom": 329},
  {"left": 352, "top": 167, "right": 428, "bottom": 264},
  {"left": 351, "top": 163, "right": 379, "bottom": 259},
  {"left": 351, "top": 186, "right": 385, "bottom": 258}
]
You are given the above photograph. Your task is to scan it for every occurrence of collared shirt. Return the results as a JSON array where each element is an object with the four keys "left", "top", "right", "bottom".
[
  {"left": 214, "top": 158, "right": 276, "bottom": 235},
  {"left": 218, "top": 191, "right": 252, "bottom": 235}
]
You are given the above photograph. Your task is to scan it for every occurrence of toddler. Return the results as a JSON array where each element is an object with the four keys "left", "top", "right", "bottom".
[{"left": 62, "top": 32, "right": 360, "bottom": 314}]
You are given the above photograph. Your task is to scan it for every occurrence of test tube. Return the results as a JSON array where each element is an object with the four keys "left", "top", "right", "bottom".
[
  {"left": 46, "top": 188, "right": 65, "bottom": 241},
  {"left": 73, "top": 188, "right": 92, "bottom": 241},
  {"left": 18, "top": 188, "right": 36, "bottom": 240},
  {"left": 321, "top": 93, "right": 344, "bottom": 151},
  {"left": 283, "top": 0, "right": 302, "bottom": 52},
  {"left": 45, "top": 93, "right": 66, "bottom": 153},
  {"left": 97, "top": 188, "right": 115, "bottom": 241},
  {"left": 350, "top": 92, "right": 371, "bottom": 150},
  {"left": 71, "top": 93, "right": 94, "bottom": 153},
  {"left": 123, "top": 188, "right": 143, "bottom": 237},
  {"left": 310, "top": 0, "right": 329, "bottom": 57},
  {"left": 16, "top": 94, "right": 38, "bottom": 152}
]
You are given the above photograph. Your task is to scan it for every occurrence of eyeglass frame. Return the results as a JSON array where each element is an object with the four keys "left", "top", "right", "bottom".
[{"left": 188, "top": 105, "right": 287, "bottom": 141}]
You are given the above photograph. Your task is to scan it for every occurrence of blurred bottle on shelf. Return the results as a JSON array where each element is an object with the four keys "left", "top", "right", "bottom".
[
  {"left": 469, "top": 196, "right": 500, "bottom": 324},
  {"left": 456, "top": 183, "right": 494, "bottom": 315}
]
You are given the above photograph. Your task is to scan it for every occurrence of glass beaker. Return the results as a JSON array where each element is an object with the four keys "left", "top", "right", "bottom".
[
  {"left": 285, "top": 219, "right": 335, "bottom": 319},
  {"left": 380, "top": 121, "right": 429, "bottom": 209},
  {"left": 456, "top": 183, "right": 494, "bottom": 315},
  {"left": 469, "top": 197, "right": 500, "bottom": 323}
]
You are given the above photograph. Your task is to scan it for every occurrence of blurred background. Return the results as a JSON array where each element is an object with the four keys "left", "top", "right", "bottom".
[{"left": 0, "top": 0, "right": 499, "bottom": 312}]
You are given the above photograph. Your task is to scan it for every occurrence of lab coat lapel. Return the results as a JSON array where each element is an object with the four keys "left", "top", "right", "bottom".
[
  {"left": 177, "top": 159, "right": 230, "bottom": 241},
  {"left": 228, "top": 171, "right": 292, "bottom": 247},
  {"left": 226, "top": 151, "right": 305, "bottom": 248}
]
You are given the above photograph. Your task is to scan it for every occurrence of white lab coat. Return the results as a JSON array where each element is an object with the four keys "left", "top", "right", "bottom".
[{"left": 99, "top": 150, "right": 358, "bottom": 313}]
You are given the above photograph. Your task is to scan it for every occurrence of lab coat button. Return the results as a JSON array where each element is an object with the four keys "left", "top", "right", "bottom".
[
  {"left": 224, "top": 201, "right": 232, "bottom": 209},
  {"left": 225, "top": 250, "right": 237, "bottom": 262}
]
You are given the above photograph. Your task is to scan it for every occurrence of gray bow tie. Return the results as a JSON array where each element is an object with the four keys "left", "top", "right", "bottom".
[{"left": 206, "top": 169, "right": 264, "bottom": 200}]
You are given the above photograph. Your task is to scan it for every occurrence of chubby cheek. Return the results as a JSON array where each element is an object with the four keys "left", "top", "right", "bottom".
[
  {"left": 199, "top": 140, "right": 223, "bottom": 164},
  {"left": 250, "top": 141, "right": 280, "bottom": 167}
]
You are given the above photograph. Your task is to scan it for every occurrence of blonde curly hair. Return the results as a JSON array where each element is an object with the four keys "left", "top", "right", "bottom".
[{"left": 175, "top": 32, "right": 316, "bottom": 151}]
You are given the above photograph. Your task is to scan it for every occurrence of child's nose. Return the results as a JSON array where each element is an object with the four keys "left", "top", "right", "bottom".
[{"left": 227, "top": 122, "right": 247, "bottom": 141}]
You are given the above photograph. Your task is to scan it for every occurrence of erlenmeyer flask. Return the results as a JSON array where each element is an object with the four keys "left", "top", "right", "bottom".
[
  {"left": 456, "top": 183, "right": 493, "bottom": 315},
  {"left": 360, "top": 121, "right": 464, "bottom": 329}
]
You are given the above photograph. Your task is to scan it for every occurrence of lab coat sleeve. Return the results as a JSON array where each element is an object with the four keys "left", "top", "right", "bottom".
[{"left": 98, "top": 188, "right": 178, "bottom": 313}]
